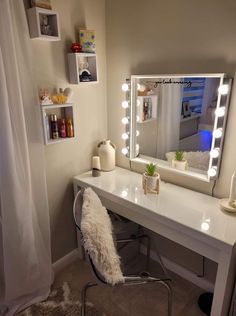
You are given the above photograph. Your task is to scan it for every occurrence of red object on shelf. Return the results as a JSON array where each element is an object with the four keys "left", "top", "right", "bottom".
[{"left": 71, "top": 42, "right": 82, "bottom": 53}]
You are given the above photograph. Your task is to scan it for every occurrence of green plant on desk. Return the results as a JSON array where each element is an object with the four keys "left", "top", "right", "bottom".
[{"left": 145, "top": 163, "right": 157, "bottom": 176}]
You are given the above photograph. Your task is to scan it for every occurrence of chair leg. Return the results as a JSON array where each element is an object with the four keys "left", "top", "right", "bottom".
[
  {"left": 81, "top": 282, "right": 98, "bottom": 316},
  {"left": 159, "top": 281, "right": 173, "bottom": 316}
]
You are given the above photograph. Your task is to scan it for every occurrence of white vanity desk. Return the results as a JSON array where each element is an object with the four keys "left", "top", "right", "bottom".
[{"left": 73, "top": 167, "right": 236, "bottom": 316}]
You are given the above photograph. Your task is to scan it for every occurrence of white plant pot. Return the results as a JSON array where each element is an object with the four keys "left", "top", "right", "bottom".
[
  {"left": 172, "top": 159, "right": 187, "bottom": 171},
  {"left": 142, "top": 172, "right": 160, "bottom": 192}
]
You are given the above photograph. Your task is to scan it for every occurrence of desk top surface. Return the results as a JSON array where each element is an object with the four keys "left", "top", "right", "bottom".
[{"left": 73, "top": 167, "right": 236, "bottom": 248}]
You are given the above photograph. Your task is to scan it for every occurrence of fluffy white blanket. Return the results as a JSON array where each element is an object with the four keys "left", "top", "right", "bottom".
[{"left": 81, "top": 187, "right": 124, "bottom": 285}]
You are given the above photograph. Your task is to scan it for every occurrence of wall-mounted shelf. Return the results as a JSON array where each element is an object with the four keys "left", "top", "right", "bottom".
[
  {"left": 137, "top": 95, "right": 157, "bottom": 123},
  {"left": 68, "top": 53, "right": 98, "bottom": 84},
  {"left": 41, "top": 103, "right": 75, "bottom": 145},
  {"left": 27, "top": 7, "right": 60, "bottom": 41}
]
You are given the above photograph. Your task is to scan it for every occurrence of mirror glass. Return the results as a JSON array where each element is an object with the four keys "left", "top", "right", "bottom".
[{"left": 128, "top": 74, "right": 231, "bottom": 181}]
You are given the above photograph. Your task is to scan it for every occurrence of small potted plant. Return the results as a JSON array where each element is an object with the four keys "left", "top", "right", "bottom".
[
  {"left": 142, "top": 163, "right": 160, "bottom": 194},
  {"left": 172, "top": 150, "right": 187, "bottom": 170}
]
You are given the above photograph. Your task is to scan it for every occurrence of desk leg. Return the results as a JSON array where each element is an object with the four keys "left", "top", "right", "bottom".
[{"left": 211, "top": 250, "right": 236, "bottom": 316}]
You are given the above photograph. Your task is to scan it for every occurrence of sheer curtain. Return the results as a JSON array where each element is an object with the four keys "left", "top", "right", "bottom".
[
  {"left": 156, "top": 82, "right": 183, "bottom": 159},
  {"left": 0, "top": 1, "right": 52, "bottom": 315}
]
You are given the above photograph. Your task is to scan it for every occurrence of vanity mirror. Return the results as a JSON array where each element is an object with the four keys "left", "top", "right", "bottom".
[{"left": 121, "top": 74, "right": 232, "bottom": 181}]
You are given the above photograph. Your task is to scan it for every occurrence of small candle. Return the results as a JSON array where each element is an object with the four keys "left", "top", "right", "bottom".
[
  {"left": 229, "top": 171, "right": 236, "bottom": 204},
  {"left": 92, "top": 156, "right": 101, "bottom": 170}
]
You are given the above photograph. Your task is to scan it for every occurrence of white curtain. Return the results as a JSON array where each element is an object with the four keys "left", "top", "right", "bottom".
[
  {"left": 156, "top": 82, "right": 183, "bottom": 160},
  {"left": 0, "top": 1, "right": 53, "bottom": 315}
]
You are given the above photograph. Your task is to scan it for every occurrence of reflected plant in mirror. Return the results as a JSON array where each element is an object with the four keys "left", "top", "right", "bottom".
[{"left": 123, "top": 74, "right": 232, "bottom": 182}]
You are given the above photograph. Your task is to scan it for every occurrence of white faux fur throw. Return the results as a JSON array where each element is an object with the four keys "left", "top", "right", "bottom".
[{"left": 81, "top": 187, "right": 124, "bottom": 285}]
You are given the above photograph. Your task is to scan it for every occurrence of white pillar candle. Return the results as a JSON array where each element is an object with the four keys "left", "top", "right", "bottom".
[
  {"left": 229, "top": 171, "right": 236, "bottom": 203},
  {"left": 92, "top": 156, "right": 101, "bottom": 170}
]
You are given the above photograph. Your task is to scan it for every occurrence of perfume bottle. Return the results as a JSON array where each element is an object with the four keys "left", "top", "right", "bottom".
[
  {"left": 66, "top": 118, "right": 74, "bottom": 137},
  {"left": 59, "top": 118, "right": 66, "bottom": 138},
  {"left": 50, "top": 114, "right": 59, "bottom": 139}
]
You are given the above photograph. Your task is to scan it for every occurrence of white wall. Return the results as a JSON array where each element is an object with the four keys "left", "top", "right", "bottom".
[{"left": 27, "top": 0, "right": 107, "bottom": 261}]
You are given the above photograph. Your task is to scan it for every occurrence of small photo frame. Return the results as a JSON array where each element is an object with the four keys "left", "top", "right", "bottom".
[
  {"left": 182, "top": 101, "right": 191, "bottom": 118},
  {"left": 78, "top": 29, "right": 95, "bottom": 53}
]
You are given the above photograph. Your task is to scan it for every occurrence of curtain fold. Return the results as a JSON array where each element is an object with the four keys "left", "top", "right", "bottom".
[
  {"left": 0, "top": 1, "right": 53, "bottom": 315},
  {"left": 156, "top": 81, "right": 183, "bottom": 160}
]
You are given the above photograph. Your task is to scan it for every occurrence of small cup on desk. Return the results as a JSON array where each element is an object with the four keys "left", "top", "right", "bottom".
[{"left": 92, "top": 156, "right": 101, "bottom": 177}]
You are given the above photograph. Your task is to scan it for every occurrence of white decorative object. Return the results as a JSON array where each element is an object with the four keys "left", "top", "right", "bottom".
[
  {"left": 92, "top": 156, "right": 101, "bottom": 177},
  {"left": 81, "top": 187, "right": 124, "bottom": 285},
  {"left": 98, "top": 140, "right": 116, "bottom": 171},
  {"left": 220, "top": 171, "right": 236, "bottom": 213},
  {"left": 142, "top": 172, "right": 160, "bottom": 194},
  {"left": 172, "top": 159, "right": 188, "bottom": 171},
  {"left": 63, "top": 87, "right": 73, "bottom": 101}
]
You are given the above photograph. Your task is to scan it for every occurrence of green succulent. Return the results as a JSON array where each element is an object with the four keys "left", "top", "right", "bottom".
[
  {"left": 175, "top": 150, "right": 184, "bottom": 161},
  {"left": 145, "top": 163, "right": 156, "bottom": 176}
]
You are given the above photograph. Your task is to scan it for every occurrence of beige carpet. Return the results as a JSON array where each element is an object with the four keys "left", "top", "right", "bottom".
[{"left": 18, "top": 255, "right": 206, "bottom": 316}]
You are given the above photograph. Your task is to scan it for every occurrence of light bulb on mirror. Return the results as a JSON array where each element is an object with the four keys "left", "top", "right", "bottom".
[
  {"left": 213, "top": 128, "right": 223, "bottom": 139},
  {"left": 218, "top": 84, "right": 229, "bottom": 95},
  {"left": 122, "top": 147, "right": 129, "bottom": 155},
  {"left": 210, "top": 148, "right": 220, "bottom": 158},
  {"left": 122, "top": 100, "right": 129, "bottom": 109},
  {"left": 122, "top": 132, "right": 129, "bottom": 140},
  {"left": 121, "top": 117, "right": 129, "bottom": 125},
  {"left": 122, "top": 83, "right": 130, "bottom": 92},
  {"left": 215, "top": 107, "right": 225, "bottom": 117},
  {"left": 137, "top": 83, "right": 146, "bottom": 92},
  {"left": 208, "top": 167, "right": 217, "bottom": 177}
]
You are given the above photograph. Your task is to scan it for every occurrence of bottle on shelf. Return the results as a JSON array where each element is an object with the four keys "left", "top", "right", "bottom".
[
  {"left": 50, "top": 114, "right": 59, "bottom": 139},
  {"left": 66, "top": 118, "right": 74, "bottom": 137},
  {"left": 59, "top": 118, "right": 66, "bottom": 138}
]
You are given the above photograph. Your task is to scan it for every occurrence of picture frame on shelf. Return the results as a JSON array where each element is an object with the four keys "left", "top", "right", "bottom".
[
  {"left": 182, "top": 101, "right": 191, "bottom": 118},
  {"left": 78, "top": 29, "right": 95, "bottom": 53}
]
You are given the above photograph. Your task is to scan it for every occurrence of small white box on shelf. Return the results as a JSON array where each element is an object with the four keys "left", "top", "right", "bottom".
[
  {"left": 68, "top": 53, "right": 98, "bottom": 84},
  {"left": 137, "top": 95, "right": 158, "bottom": 123},
  {"left": 41, "top": 103, "right": 75, "bottom": 145},
  {"left": 27, "top": 7, "right": 60, "bottom": 41}
]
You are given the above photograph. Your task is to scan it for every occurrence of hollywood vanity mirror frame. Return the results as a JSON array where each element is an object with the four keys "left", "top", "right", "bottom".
[{"left": 121, "top": 74, "right": 232, "bottom": 182}]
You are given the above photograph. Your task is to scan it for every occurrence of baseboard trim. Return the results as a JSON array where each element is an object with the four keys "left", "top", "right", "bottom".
[
  {"left": 53, "top": 249, "right": 80, "bottom": 275},
  {"left": 140, "top": 245, "right": 214, "bottom": 292}
]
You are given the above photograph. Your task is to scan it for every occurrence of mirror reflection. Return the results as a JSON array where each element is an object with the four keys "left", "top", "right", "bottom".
[{"left": 134, "top": 76, "right": 223, "bottom": 173}]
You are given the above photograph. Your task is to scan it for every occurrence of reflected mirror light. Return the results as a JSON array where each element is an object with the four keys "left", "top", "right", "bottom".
[
  {"left": 121, "top": 190, "right": 128, "bottom": 197},
  {"left": 136, "top": 130, "right": 140, "bottom": 137},
  {"left": 201, "top": 221, "right": 210, "bottom": 231},
  {"left": 215, "top": 107, "right": 225, "bottom": 117}
]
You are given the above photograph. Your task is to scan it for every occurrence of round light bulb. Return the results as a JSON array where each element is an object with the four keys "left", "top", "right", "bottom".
[
  {"left": 215, "top": 107, "right": 225, "bottom": 117},
  {"left": 122, "top": 100, "right": 129, "bottom": 109},
  {"left": 218, "top": 84, "right": 229, "bottom": 95},
  {"left": 208, "top": 167, "right": 217, "bottom": 177},
  {"left": 122, "top": 133, "right": 129, "bottom": 140},
  {"left": 122, "top": 83, "right": 129, "bottom": 92},
  {"left": 213, "top": 128, "right": 223, "bottom": 139},
  {"left": 136, "top": 130, "right": 140, "bottom": 137},
  {"left": 122, "top": 147, "right": 128, "bottom": 155},
  {"left": 121, "top": 117, "right": 129, "bottom": 125},
  {"left": 210, "top": 148, "right": 220, "bottom": 158}
]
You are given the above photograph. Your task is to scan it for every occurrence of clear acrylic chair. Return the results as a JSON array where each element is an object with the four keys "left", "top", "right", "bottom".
[{"left": 73, "top": 188, "right": 172, "bottom": 316}]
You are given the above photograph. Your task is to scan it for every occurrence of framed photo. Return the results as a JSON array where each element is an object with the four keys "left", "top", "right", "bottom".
[
  {"left": 78, "top": 29, "right": 95, "bottom": 53},
  {"left": 182, "top": 101, "right": 191, "bottom": 118}
]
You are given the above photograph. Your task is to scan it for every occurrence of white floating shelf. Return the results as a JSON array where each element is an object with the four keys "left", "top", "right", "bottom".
[
  {"left": 27, "top": 7, "right": 60, "bottom": 41},
  {"left": 68, "top": 53, "right": 98, "bottom": 84},
  {"left": 41, "top": 103, "right": 75, "bottom": 145}
]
